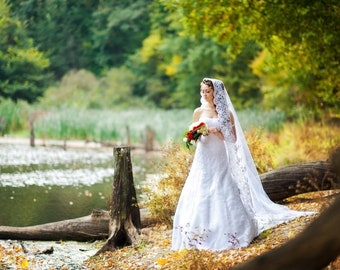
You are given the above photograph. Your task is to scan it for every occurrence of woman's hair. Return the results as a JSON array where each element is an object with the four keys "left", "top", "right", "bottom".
[{"left": 201, "top": 79, "right": 214, "bottom": 90}]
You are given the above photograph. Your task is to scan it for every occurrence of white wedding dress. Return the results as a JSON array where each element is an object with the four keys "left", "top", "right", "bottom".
[
  {"left": 171, "top": 116, "right": 313, "bottom": 251},
  {"left": 172, "top": 117, "right": 258, "bottom": 250}
]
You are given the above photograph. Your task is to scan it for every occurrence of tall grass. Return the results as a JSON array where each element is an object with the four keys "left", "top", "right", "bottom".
[
  {"left": 0, "top": 99, "right": 28, "bottom": 133},
  {"left": 32, "top": 108, "right": 193, "bottom": 144},
  {"left": 238, "top": 108, "right": 286, "bottom": 132},
  {"left": 3, "top": 100, "right": 284, "bottom": 143},
  {"left": 14, "top": 107, "right": 286, "bottom": 145}
]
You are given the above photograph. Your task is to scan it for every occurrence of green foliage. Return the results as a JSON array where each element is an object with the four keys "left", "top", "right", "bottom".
[
  {"left": 10, "top": 0, "right": 101, "bottom": 78},
  {"left": 0, "top": 1, "right": 50, "bottom": 103},
  {"left": 1, "top": 0, "right": 338, "bottom": 117},
  {"left": 127, "top": 7, "right": 262, "bottom": 109},
  {"left": 39, "top": 69, "right": 100, "bottom": 109},
  {"left": 39, "top": 68, "right": 144, "bottom": 109},
  {"left": 160, "top": 0, "right": 340, "bottom": 116},
  {"left": 10, "top": 0, "right": 152, "bottom": 78},
  {"left": 91, "top": 0, "right": 152, "bottom": 71}
]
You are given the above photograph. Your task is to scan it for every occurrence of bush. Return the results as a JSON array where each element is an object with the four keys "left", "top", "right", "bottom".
[
  {"left": 0, "top": 99, "right": 28, "bottom": 134},
  {"left": 142, "top": 143, "right": 193, "bottom": 225}
]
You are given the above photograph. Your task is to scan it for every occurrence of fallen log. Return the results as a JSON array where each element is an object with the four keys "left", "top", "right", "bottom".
[
  {"left": 0, "top": 161, "right": 337, "bottom": 241},
  {"left": 261, "top": 161, "right": 337, "bottom": 201},
  {"left": 0, "top": 208, "right": 153, "bottom": 241}
]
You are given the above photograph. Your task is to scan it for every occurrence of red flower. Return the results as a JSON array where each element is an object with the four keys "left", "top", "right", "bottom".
[{"left": 183, "top": 122, "right": 209, "bottom": 149}]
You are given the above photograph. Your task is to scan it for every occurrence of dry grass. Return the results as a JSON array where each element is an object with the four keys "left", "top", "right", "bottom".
[
  {"left": 271, "top": 121, "right": 340, "bottom": 166},
  {"left": 141, "top": 143, "right": 193, "bottom": 226}
]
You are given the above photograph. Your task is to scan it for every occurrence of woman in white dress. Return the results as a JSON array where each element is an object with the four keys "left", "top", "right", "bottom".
[{"left": 171, "top": 78, "right": 314, "bottom": 251}]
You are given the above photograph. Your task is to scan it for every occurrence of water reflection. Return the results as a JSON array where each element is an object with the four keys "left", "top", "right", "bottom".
[{"left": 0, "top": 144, "right": 160, "bottom": 227}]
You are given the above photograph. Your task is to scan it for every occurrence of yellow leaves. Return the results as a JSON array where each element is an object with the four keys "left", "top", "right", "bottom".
[
  {"left": 0, "top": 243, "right": 30, "bottom": 269},
  {"left": 288, "top": 230, "right": 296, "bottom": 239},
  {"left": 20, "top": 258, "right": 29, "bottom": 269},
  {"left": 250, "top": 50, "right": 267, "bottom": 77},
  {"left": 164, "top": 55, "right": 182, "bottom": 76},
  {"left": 156, "top": 258, "right": 168, "bottom": 266},
  {"left": 140, "top": 32, "right": 162, "bottom": 62}
]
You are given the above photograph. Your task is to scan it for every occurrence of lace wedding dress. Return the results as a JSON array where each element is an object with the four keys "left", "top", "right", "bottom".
[
  {"left": 172, "top": 78, "right": 315, "bottom": 251},
  {"left": 172, "top": 117, "right": 259, "bottom": 250}
]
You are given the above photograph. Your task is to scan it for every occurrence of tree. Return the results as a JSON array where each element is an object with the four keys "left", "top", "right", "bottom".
[
  {"left": 91, "top": 0, "right": 152, "bottom": 71},
  {"left": 160, "top": 0, "right": 340, "bottom": 116},
  {"left": 10, "top": 0, "right": 100, "bottom": 79},
  {"left": 126, "top": 1, "right": 262, "bottom": 109},
  {"left": 0, "top": 1, "right": 50, "bottom": 103}
]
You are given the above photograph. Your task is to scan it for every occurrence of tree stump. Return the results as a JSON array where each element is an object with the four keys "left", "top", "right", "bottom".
[{"left": 96, "top": 147, "right": 141, "bottom": 255}]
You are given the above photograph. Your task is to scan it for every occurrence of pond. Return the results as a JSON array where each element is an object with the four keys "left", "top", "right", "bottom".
[{"left": 0, "top": 143, "right": 161, "bottom": 227}]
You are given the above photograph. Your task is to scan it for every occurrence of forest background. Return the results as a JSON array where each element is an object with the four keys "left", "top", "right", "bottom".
[
  {"left": 0, "top": 0, "right": 339, "bottom": 166},
  {"left": 0, "top": 1, "right": 340, "bottom": 268}
]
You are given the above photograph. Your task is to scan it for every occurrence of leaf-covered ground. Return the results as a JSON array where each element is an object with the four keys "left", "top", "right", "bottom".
[
  {"left": 83, "top": 190, "right": 340, "bottom": 270},
  {"left": 1, "top": 190, "right": 339, "bottom": 270}
]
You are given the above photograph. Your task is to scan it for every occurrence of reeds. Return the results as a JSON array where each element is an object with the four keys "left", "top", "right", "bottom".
[{"left": 0, "top": 100, "right": 289, "bottom": 145}]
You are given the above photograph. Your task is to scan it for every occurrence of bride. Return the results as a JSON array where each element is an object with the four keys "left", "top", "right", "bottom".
[{"left": 171, "top": 78, "right": 315, "bottom": 251}]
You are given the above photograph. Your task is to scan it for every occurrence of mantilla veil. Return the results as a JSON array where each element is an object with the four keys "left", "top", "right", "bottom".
[{"left": 204, "top": 78, "right": 314, "bottom": 234}]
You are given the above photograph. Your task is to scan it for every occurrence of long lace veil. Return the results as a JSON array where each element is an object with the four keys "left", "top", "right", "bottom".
[{"left": 204, "top": 78, "right": 314, "bottom": 233}]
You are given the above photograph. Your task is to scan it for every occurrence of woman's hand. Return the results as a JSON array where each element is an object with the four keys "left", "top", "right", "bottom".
[{"left": 208, "top": 127, "right": 224, "bottom": 140}]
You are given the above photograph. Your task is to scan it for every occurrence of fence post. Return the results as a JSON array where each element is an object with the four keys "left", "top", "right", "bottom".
[
  {"left": 29, "top": 117, "right": 35, "bottom": 147},
  {"left": 126, "top": 125, "right": 131, "bottom": 146},
  {"left": 144, "top": 125, "right": 155, "bottom": 152}
]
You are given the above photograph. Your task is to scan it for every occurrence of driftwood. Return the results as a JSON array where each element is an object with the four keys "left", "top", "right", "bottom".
[
  {"left": 233, "top": 194, "right": 340, "bottom": 270},
  {"left": 0, "top": 161, "right": 337, "bottom": 241}
]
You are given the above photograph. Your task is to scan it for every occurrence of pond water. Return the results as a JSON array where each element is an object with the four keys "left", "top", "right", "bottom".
[{"left": 0, "top": 143, "right": 160, "bottom": 227}]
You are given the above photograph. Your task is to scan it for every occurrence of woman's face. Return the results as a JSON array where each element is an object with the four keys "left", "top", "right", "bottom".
[{"left": 200, "top": 83, "right": 214, "bottom": 103}]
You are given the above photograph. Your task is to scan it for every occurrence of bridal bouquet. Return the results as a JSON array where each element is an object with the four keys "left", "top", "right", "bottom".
[{"left": 183, "top": 122, "right": 209, "bottom": 149}]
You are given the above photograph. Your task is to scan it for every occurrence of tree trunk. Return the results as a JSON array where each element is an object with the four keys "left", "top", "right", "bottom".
[
  {"left": 260, "top": 161, "right": 337, "bottom": 201},
  {"left": 232, "top": 194, "right": 340, "bottom": 270},
  {"left": 96, "top": 147, "right": 141, "bottom": 255}
]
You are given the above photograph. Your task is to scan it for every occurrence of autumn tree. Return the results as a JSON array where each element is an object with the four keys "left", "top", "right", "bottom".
[
  {"left": 160, "top": 0, "right": 340, "bottom": 116},
  {"left": 126, "top": 1, "right": 262, "bottom": 109}
]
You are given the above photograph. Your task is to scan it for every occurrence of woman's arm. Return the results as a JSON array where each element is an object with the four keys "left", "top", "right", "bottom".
[{"left": 192, "top": 108, "right": 201, "bottom": 123}]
